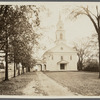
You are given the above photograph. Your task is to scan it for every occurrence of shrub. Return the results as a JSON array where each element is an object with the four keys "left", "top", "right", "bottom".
[{"left": 83, "top": 61, "right": 99, "bottom": 72}]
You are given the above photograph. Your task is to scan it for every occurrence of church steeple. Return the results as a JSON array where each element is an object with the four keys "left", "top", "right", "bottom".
[
  {"left": 59, "top": 12, "right": 61, "bottom": 22},
  {"left": 55, "top": 13, "right": 66, "bottom": 44},
  {"left": 57, "top": 13, "right": 64, "bottom": 30}
]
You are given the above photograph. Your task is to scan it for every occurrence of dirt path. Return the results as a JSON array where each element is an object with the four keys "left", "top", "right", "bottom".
[
  {"left": 22, "top": 72, "right": 46, "bottom": 96},
  {"left": 22, "top": 72, "right": 81, "bottom": 96}
]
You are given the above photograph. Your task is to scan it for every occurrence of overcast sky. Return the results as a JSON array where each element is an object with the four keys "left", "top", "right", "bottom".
[{"left": 36, "top": 2, "right": 99, "bottom": 44}]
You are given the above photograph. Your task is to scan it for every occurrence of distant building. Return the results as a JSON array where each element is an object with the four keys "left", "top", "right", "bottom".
[
  {"left": 0, "top": 50, "right": 5, "bottom": 68},
  {"left": 35, "top": 14, "right": 78, "bottom": 71}
]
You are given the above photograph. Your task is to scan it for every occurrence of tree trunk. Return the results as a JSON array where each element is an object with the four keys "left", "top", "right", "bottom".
[
  {"left": 4, "top": 6, "right": 9, "bottom": 81},
  {"left": 77, "top": 57, "right": 83, "bottom": 71},
  {"left": 22, "top": 66, "right": 24, "bottom": 74},
  {"left": 98, "top": 33, "right": 100, "bottom": 78},
  {"left": 26, "top": 67, "right": 28, "bottom": 72},
  {"left": 5, "top": 30, "right": 8, "bottom": 80},
  {"left": 98, "top": 16, "right": 100, "bottom": 78},
  {"left": 28, "top": 67, "right": 30, "bottom": 72},
  {"left": 14, "top": 62, "right": 16, "bottom": 77},
  {"left": 14, "top": 51, "right": 16, "bottom": 77},
  {"left": 13, "top": 37, "right": 16, "bottom": 77},
  {"left": 18, "top": 64, "right": 20, "bottom": 75}
]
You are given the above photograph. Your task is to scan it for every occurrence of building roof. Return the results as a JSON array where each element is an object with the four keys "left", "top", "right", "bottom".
[{"left": 43, "top": 42, "right": 77, "bottom": 56}]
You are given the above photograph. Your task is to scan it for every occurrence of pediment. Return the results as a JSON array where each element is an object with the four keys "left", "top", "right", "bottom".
[{"left": 46, "top": 43, "right": 77, "bottom": 53}]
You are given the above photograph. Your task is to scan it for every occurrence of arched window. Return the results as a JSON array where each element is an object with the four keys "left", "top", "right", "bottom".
[
  {"left": 70, "top": 55, "right": 72, "bottom": 60},
  {"left": 61, "top": 56, "right": 63, "bottom": 60},
  {"left": 60, "top": 33, "right": 63, "bottom": 40},
  {"left": 61, "top": 47, "right": 63, "bottom": 50},
  {"left": 60, "top": 26, "right": 62, "bottom": 29},
  {"left": 52, "top": 55, "right": 53, "bottom": 60}
]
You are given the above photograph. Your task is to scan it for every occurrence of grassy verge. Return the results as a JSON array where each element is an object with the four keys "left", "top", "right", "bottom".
[
  {"left": 44, "top": 71, "right": 100, "bottom": 96},
  {"left": 0, "top": 72, "right": 36, "bottom": 95}
]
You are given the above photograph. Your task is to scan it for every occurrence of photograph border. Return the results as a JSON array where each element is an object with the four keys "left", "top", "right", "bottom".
[{"left": 0, "top": 0, "right": 100, "bottom": 100}]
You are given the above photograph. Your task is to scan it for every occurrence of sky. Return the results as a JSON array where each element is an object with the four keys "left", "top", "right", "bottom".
[{"left": 34, "top": 2, "right": 98, "bottom": 45}]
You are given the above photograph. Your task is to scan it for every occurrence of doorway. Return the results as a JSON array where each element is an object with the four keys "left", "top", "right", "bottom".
[{"left": 60, "top": 64, "right": 65, "bottom": 70}]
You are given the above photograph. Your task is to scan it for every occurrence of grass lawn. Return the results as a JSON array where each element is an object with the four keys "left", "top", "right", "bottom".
[
  {"left": 0, "top": 72, "right": 36, "bottom": 95},
  {"left": 44, "top": 71, "right": 100, "bottom": 96}
]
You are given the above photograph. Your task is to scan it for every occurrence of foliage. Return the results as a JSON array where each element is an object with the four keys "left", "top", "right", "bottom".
[
  {"left": 10, "top": 5, "right": 40, "bottom": 72},
  {"left": 70, "top": 6, "right": 100, "bottom": 75},
  {"left": 73, "top": 34, "right": 99, "bottom": 71},
  {"left": 83, "top": 59, "right": 99, "bottom": 72},
  {"left": 0, "top": 5, "right": 40, "bottom": 79},
  {"left": 73, "top": 37, "right": 92, "bottom": 70}
]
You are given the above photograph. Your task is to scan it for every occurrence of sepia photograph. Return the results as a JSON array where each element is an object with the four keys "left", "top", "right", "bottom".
[{"left": 0, "top": 1, "right": 100, "bottom": 98}]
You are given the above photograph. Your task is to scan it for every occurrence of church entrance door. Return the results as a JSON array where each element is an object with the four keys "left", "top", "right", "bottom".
[{"left": 60, "top": 64, "right": 65, "bottom": 70}]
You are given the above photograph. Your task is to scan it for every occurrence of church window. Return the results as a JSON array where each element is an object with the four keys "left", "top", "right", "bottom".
[
  {"left": 61, "top": 56, "right": 63, "bottom": 60},
  {"left": 52, "top": 55, "right": 53, "bottom": 60},
  {"left": 70, "top": 55, "right": 72, "bottom": 60},
  {"left": 60, "top": 26, "right": 62, "bottom": 29},
  {"left": 60, "top": 33, "right": 63, "bottom": 40},
  {"left": 61, "top": 47, "right": 63, "bottom": 50}
]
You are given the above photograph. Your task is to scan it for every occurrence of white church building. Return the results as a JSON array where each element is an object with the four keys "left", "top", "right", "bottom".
[{"left": 34, "top": 15, "right": 78, "bottom": 71}]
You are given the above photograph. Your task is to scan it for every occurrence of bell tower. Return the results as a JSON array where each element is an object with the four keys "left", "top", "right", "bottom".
[{"left": 55, "top": 13, "right": 66, "bottom": 44}]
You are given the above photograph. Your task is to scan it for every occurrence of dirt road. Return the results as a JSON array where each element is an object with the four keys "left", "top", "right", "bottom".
[{"left": 22, "top": 72, "right": 81, "bottom": 96}]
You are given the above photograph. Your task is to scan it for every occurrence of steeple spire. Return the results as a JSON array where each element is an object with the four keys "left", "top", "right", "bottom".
[
  {"left": 56, "top": 12, "right": 63, "bottom": 30},
  {"left": 59, "top": 12, "right": 61, "bottom": 21},
  {"left": 55, "top": 13, "right": 66, "bottom": 44}
]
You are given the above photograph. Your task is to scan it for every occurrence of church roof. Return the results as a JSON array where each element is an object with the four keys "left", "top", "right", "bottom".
[{"left": 43, "top": 42, "right": 77, "bottom": 56}]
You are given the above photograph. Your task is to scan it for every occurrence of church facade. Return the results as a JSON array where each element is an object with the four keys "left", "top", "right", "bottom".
[{"left": 42, "top": 15, "right": 78, "bottom": 71}]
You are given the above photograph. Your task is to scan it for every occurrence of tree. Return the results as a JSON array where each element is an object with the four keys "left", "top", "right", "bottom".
[
  {"left": 73, "top": 34, "right": 99, "bottom": 71},
  {"left": 9, "top": 5, "right": 40, "bottom": 75},
  {"left": 70, "top": 6, "right": 100, "bottom": 78},
  {"left": 0, "top": 5, "right": 40, "bottom": 80},
  {"left": 73, "top": 37, "right": 91, "bottom": 70},
  {"left": 0, "top": 5, "right": 17, "bottom": 80},
  {"left": 90, "top": 34, "right": 99, "bottom": 58}
]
